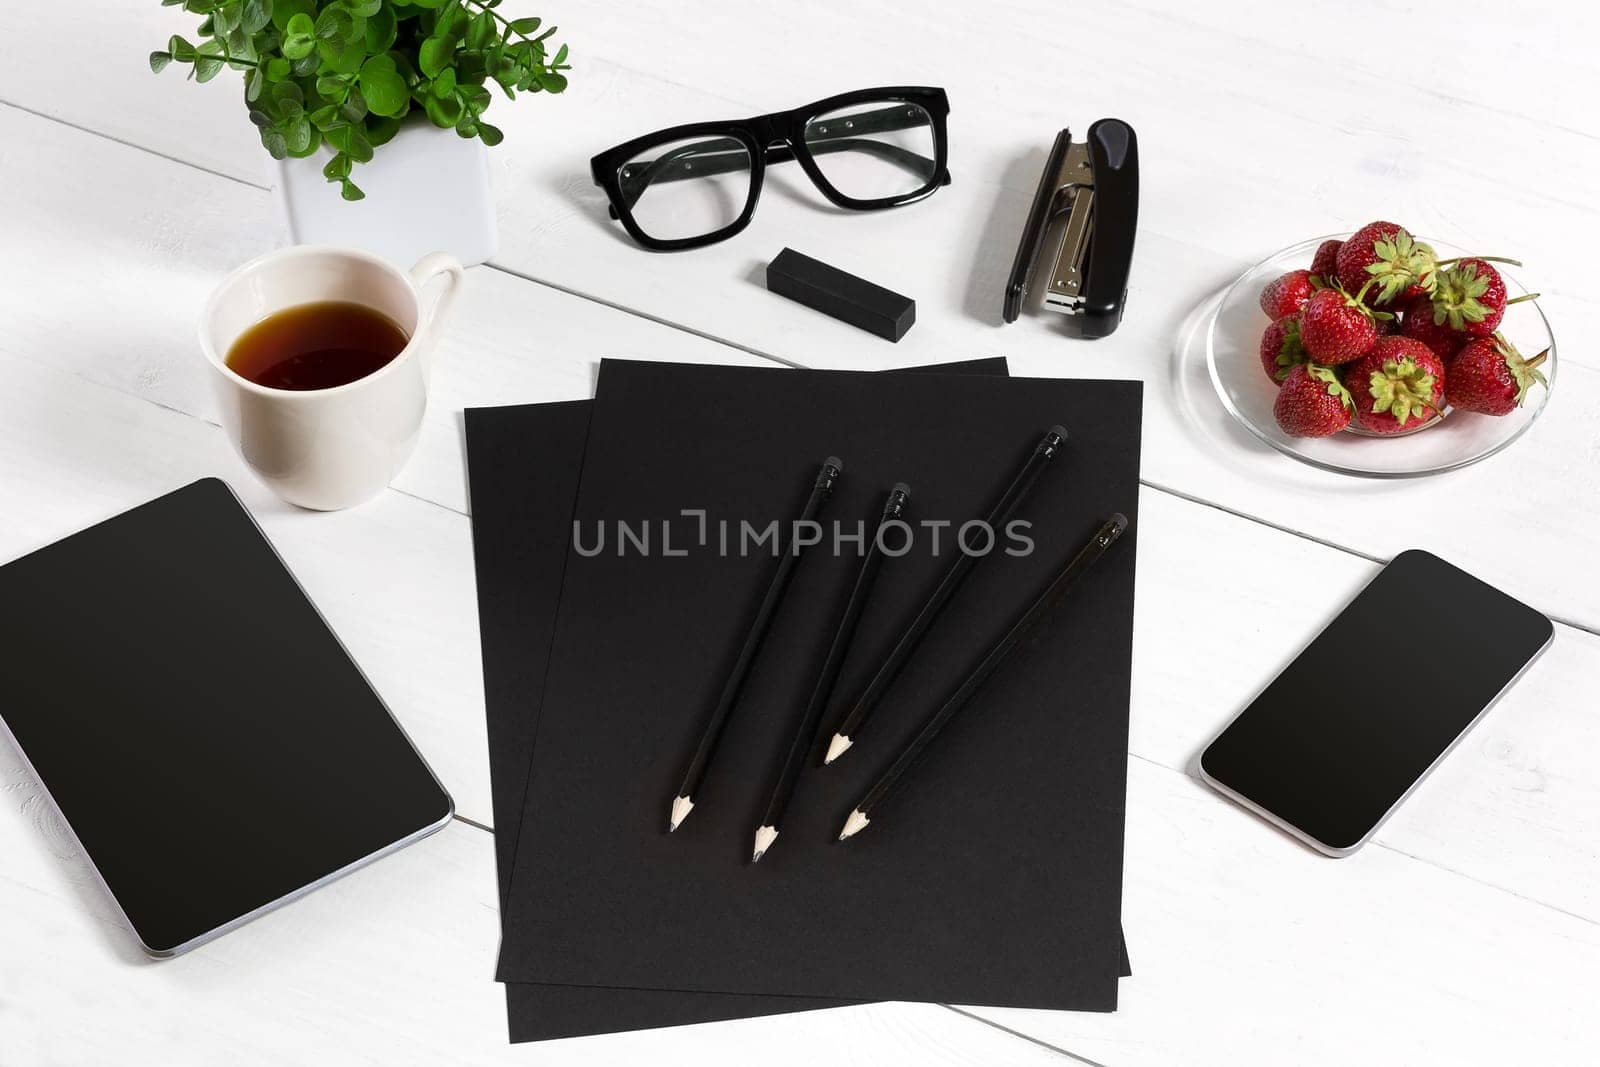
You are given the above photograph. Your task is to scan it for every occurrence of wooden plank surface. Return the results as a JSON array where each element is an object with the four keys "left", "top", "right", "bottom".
[
  {"left": 3, "top": 0, "right": 1597, "bottom": 629},
  {"left": 1, "top": 1, "right": 1597, "bottom": 1063},
  {"left": 2, "top": 345, "right": 1597, "bottom": 1064}
]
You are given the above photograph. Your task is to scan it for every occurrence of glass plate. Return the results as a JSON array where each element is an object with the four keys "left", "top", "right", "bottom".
[{"left": 1204, "top": 234, "right": 1556, "bottom": 478}]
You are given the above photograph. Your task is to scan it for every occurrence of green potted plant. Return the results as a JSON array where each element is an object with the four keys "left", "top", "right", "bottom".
[{"left": 151, "top": 0, "right": 570, "bottom": 266}]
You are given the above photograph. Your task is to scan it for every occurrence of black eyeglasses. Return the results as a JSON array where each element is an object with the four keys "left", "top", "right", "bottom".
[{"left": 590, "top": 87, "right": 952, "bottom": 251}]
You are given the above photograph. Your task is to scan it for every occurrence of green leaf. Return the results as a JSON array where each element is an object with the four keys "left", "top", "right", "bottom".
[
  {"left": 322, "top": 152, "right": 352, "bottom": 180},
  {"left": 315, "top": 6, "right": 352, "bottom": 41},
  {"left": 366, "top": 114, "right": 402, "bottom": 146},
  {"left": 245, "top": 66, "right": 265, "bottom": 101},
  {"left": 266, "top": 56, "right": 291, "bottom": 80},
  {"left": 358, "top": 54, "right": 408, "bottom": 117},
  {"left": 466, "top": 10, "right": 495, "bottom": 49},
  {"left": 552, "top": 43, "right": 568, "bottom": 66},
  {"left": 440, "top": 1, "right": 470, "bottom": 36},
  {"left": 261, "top": 127, "right": 288, "bottom": 159},
  {"left": 340, "top": 178, "right": 365, "bottom": 202},
  {"left": 418, "top": 35, "right": 452, "bottom": 78},
  {"left": 271, "top": 0, "right": 313, "bottom": 32},
  {"left": 314, "top": 75, "right": 346, "bottom": 100},
  {"left": 285, "top": 115, "right": 315, "bottom": 154},
  {"left": 540, "top": 70, "right": 568, "bottom": 93},
  {"left": 432, "top": 67, "right": 457, "bottom": 97},
  {"left": 348, "top": 0, "right": 381, "bottom": 15},
  {"left": 424, "top": 91, "right": 463, "bottom": 127},
  {"left": 290, "top": 50, "right": 322, "bottom": 76},
  {"left": 319, "top": 38, "right": 364, "bottom": 74},
  {"left": 308, "top": 103, "right": 341, "bottom": 128},
  {"left": 271, "top": 80, "right": 303, "bottom": 106},
  {"left": 327, "top": 125, "right": 374, "bottom": 163},
  {"left": 240, "top": 0, "right": 272, "bottom": 34},
  {"left": 168, "top": 35, "right": 197, "bottom": 61},
  {"left": 346, "top": 130, "right": 374, "bottom": 163},
  {"left": 194, "top": 40, "right": 226, "bottom": 82},
  {"left": 340, "top": 86, "right": 369, "bottom": 122},
  {"left": 508, "top": 16, "right": 541, "bottom": 34},
  {"left": 364, "top": 6, "right": 398, "bottom": 53},
  {"left": 149, "top": 51, "right": 173, "bottom": 74},
  {"left": 281, "top": 13, "right": 315, "bottom": 59},
  {"left": 477, "top": 121, "right": 503, "bottom": 147}
]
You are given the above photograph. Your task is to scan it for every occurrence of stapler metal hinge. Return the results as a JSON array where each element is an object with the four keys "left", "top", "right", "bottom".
[{"left": 1003, "top": 119, "right": 1139, "bottom": 339}]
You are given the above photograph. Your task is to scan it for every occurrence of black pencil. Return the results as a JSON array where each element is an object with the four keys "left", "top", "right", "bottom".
[
  {"left": 752, "top": 483, "right": 911, "bottom": 863},
  {"left": 669, "top": 456, "right": 843, "bottom": 833},
  {"left": 838, "top": 513, "right": 1128, "bottom": 841},
  {"left": 823, "top": 426, "right": 1067, "bottom": 765}
]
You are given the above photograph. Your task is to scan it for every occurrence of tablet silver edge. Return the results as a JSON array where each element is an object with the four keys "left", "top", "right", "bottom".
[{"left": 0, "top": 478, "right": 456, "bottom": 958}]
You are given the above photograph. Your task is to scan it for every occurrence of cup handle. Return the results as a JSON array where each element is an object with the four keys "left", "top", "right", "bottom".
[{"left": 408, "top": 252, "right": 466, "bottom": 375}]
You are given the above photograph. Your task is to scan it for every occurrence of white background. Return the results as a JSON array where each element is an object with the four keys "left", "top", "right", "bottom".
[{"left": 2, "top": 2, "right": 1598, "bottom": 1064}]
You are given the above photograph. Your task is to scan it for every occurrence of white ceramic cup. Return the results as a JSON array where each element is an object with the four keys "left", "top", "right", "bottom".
[{"left": 199, "top": 246, "right": 464, "bottom": 510}]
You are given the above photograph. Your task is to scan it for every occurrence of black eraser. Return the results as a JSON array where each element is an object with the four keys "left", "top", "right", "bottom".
[
  {"left": 1049, "top": 424, "right": 1068, "bottom": 440},
  {"left": 892, "top": 481, "right": 911, "bottom": 498},
  {"left": 766, "top": 248, "right": 915, "bottom": 342},
  {"left": 826, "top": 455, "right": 843, "bottom": 472}
]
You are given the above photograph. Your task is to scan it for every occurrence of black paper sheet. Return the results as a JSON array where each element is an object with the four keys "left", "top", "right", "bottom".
[
  {"left": 493, "top": 361, "right": 1140, "bottom": 1012},
  {"left": 470, "top": 362, "right": 1128, "bottom": 1043}
]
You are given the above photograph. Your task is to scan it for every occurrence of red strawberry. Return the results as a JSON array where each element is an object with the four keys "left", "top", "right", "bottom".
[
  {"left": 1445, "top": 333, "right": 1549, "bottom": 416},
  {"left": 1259, "top": 315, "right": 1308, "bottom": 384},
  {"left": 1400, "top": 296, "right": 1467, "bottom": 363},
  {"left": 1343, "top": 337, "right": 1446, "bottom": 434},
  {"left": 1429, "top": 257, "right": 1512, "bottom": 337},
  {"left": 1335, "top": 221, "right": 1438, "bottom": 306},
  {"left": 1299, "top": 286, "right": 1382, "bottom": 365},
  {"left": 1259, "top": 270, "right": 1317, "bottom": 320},
  {"left": 1310, "top": 239, "right": 1342, "bottom": 281},
  {"left": 1274, "top": 364, "right": 1354, "bottom": 437}
]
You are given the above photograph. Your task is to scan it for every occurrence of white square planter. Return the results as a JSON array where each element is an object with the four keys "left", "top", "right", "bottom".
[{"left": 271, "top": 119, "right": 498, "bottom": 269}]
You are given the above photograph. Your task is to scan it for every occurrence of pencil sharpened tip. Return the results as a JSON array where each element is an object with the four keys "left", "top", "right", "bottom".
[
  {"left": 823, "top": 733, "right": 852, "bottom": 764},
  {"left": 839, "top": 809, "right": 870, "bottom": 840},
  {"left": 751, "top": 825, "right": 779, "bottom": 864},
  {"left": 668, "top": 794, "right": 694, "bottom": 833}
]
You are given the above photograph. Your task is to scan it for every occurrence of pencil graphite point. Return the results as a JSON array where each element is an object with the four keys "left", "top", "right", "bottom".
[
  {"left": 751, "top": 825, "right": 779, "bottom": 863},
  {"left": 839, "top": 809, "right": 870, "bottom": 840},
  {"left": 823, "top": 733, "right": 852, "bottom": 764},
  {"left": 668, "top": 794, "right": 695, "bottom": 832}
]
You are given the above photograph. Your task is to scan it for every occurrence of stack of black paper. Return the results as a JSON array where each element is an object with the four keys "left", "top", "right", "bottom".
[{"left": 466, "top": 359, "right": 1141, "bottom": 1043}]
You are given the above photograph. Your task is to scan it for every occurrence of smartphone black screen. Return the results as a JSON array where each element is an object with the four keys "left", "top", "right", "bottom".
[
  {"left": 0, "top": 479, "right": 453, "bottom": 954},
  {"left": 1200, "top": 549, "right": 1551, "bottom": 854}
]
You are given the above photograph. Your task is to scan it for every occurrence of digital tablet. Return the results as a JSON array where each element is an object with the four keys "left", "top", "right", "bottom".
[{"left": 0, "top": 479, "right": 453, "bottom": 956}]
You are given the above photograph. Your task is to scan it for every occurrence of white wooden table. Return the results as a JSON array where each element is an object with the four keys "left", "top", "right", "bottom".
[{"left": 4, "top": 3, "right": 1598, "bottom": 1064}]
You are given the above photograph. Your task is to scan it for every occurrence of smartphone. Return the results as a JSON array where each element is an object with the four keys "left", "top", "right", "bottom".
[{"left": 1198, "top": 549, "right": 1552, "bottom": 856}]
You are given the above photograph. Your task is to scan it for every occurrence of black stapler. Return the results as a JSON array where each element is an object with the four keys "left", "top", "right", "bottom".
[{"left": 1003, "top": 119, "right": 1139, "bottom": 338}]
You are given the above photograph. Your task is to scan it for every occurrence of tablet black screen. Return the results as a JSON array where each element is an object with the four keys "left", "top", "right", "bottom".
[{"left": 0, "top": 479, "right": 452, "bottom": 955}]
